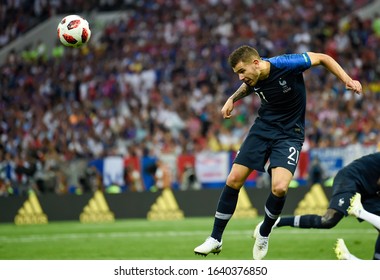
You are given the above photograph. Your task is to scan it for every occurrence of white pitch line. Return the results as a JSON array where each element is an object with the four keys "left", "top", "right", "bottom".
[{"left": 0, "top": 229, "right": 374, "bottom": 243}]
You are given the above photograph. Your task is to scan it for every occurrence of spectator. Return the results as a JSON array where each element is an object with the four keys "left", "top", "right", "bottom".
[
  {"left": 154, "top": 160, "right": 173, "bottom": 190},
  {"left": 307, "top": 156, "right": 325, "bottom": 187},
  {"left": 0, "top": 0, "right": 378, "bottom": 194}
]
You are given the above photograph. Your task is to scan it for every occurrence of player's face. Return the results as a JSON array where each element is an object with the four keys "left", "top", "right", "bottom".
[{"left": 233, "top": 59, "right": 260, "bottom": 87}]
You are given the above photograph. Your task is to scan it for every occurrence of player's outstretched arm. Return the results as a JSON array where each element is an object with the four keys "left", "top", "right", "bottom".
[{"left": 307, "top": 52, "right": 362, "bottom": 94}]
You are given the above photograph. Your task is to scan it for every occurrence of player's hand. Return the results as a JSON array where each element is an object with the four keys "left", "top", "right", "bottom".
[
  {"left": 346, "top": 80, "right": 362, "bottom": 94},
  {"left": 221, "top": 98, "right": 234, "bottom": 119}
]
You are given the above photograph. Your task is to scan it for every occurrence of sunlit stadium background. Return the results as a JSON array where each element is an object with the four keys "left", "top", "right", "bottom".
[{"left": 0, "top": 0, "right": 379, "bottom": 260}]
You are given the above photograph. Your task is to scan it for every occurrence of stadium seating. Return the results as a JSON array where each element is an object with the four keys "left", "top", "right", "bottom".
[{"left": 0, "top": 0, "right": 379, "bottom": 195}]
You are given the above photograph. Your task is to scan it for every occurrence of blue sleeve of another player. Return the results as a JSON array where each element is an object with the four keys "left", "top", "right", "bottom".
[{"left": 268, "top": 53, "right": 311, "bottom": 72}]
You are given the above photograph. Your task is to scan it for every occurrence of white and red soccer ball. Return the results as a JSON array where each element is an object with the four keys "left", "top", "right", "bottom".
[{"left": 57, "top": 15, "right": 91, "bottom": 48}]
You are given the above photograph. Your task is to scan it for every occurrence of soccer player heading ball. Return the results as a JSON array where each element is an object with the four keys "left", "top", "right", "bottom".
[{"left": 194, "top": 45, "right": 362, "bottom": 260}]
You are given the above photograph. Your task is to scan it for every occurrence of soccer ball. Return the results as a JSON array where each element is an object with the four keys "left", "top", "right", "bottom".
[{"left": 57, "top": 15, "right": 91, "bottom": 48}]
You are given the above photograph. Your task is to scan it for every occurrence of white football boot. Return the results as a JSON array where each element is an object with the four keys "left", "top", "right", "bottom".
[
  {"left": 347, "top": 193, "right": 363, "bottom": 217},
  {"left": 194, "top": 237, "right": 222, "bottom": 256},
  {"left": 253, "top": 221, "right": 270, "bottom": 260},
  {"left": 334, "top": 239, "right": 350, "bottom": 260}
]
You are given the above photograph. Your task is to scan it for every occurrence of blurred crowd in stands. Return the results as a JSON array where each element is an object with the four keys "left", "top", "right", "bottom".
[{"left": 1, "top": 0, "right": 380, "bottom": 196}]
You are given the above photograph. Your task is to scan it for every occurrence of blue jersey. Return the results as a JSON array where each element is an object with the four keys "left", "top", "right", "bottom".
[
  {"left": 252, "top": 53, "right": 312, "bottom": 138},
  {"left": 337, "top": 152, "right": 380, "bottom": 196},
  {"left": 330, "top": 152, "right": 380, "bottom": 216}
]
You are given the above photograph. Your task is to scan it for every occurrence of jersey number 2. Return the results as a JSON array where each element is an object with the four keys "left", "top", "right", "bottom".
[{"left": 287, "top": 147, "right": 299, "bottom": 166}]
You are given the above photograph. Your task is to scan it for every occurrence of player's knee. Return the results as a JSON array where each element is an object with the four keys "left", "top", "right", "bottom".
[
  {"left": 271, "top": 182, "right": 288, "bottom": 197},
  {"left": 226, "top": 172, "right": 245, "bottom": 189}
]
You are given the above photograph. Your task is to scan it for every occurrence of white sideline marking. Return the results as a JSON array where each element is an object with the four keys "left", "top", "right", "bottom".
[{"left": 0, "top": 229, "right": 374, "bottom": 243}]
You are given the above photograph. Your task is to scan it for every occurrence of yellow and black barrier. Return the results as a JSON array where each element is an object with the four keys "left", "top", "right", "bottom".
[{"left": 0, "top": 185, "right": 332, "bottom": 224}]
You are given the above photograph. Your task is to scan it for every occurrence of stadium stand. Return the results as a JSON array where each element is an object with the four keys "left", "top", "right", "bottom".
[{"left": 0, "top": 0, "right": 379, "bottom": 195}]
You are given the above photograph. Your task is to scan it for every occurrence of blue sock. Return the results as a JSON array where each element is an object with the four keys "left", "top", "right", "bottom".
[
  {"left": 211, "top": 185, "right": 239, "bottom": 242},
  {"left": 277, "top": 215, "right": 322, "bottom": 228},
  {"left": 260, "top": 192, "right": 286, "bottom": 236}
]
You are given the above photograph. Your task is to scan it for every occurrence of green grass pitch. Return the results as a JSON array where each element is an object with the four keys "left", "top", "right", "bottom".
[{"left": 0, "top": 216, "right": 376, "bottom": 260}]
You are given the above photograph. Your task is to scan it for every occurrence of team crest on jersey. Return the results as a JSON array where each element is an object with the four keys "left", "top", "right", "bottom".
[
  {"left": 338, "top": 198, "right": 345, "bottom": 207},
  {"left": 279, "top": 78, "right": 291, "bottom": 93}
]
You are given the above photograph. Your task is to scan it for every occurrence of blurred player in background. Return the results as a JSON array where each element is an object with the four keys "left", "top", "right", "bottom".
[
  {"left": 194, "top": 45, "right": 362, "bottom": 259},
  {"left": 274, "top": 152, "right": 380, "bottom": 260}
]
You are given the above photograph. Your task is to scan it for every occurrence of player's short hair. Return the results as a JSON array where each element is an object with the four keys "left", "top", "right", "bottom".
[{"left": 228, "top": 45, "right": 260, "bottom": 67}]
